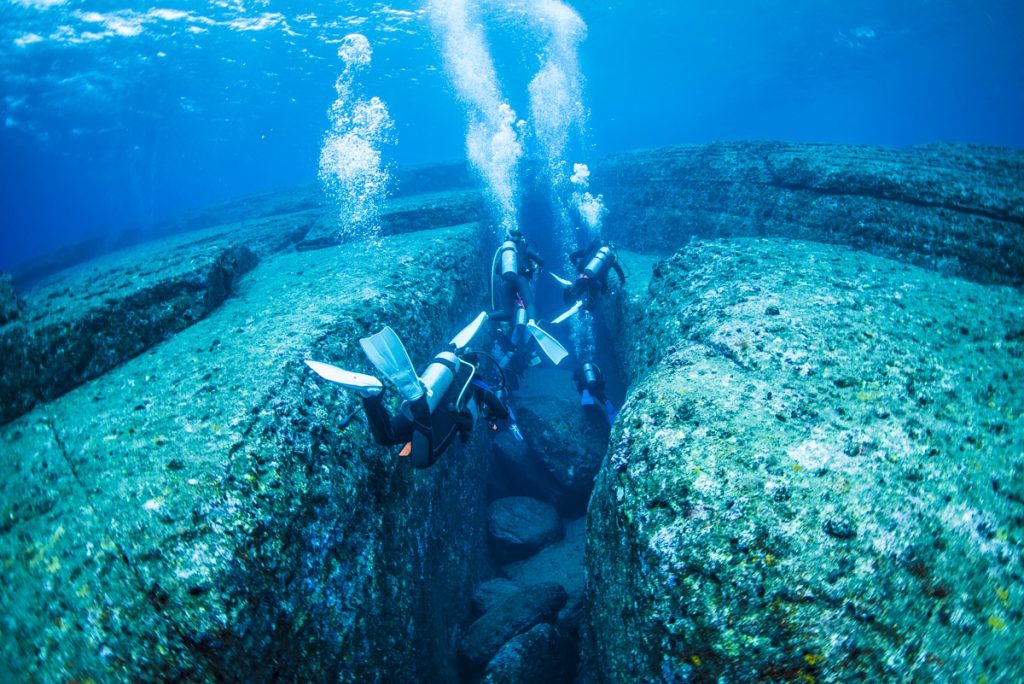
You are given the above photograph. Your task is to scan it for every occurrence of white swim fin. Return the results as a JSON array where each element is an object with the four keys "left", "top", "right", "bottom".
[
  {"left": 450, "top": 311, "right": 488, "bottom": 351},
  {"left": 305, "top": 360, "right": 383, "bottom": 398},
  {"left": 551, "top": 300, "right": 583, "bottom": 325},
  {"left": 526, "top": 321, "right": 569, "bottom": 366},
  {"left": 550, "top": 272, "right": 574, "bottom": 288},
  {"left": 359, "top": 326, "right": 424, "bottom": 402}
]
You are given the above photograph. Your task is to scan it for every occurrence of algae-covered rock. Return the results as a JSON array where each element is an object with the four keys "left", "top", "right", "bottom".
[
  {"left": 586, "top": 238, "right": 1024, "bottom": 682},
  {"left": 489, "top": 496, "right": 563, "bottom": 561},
  {"left": 0, "top": 223, "right": 493, "bottom": 682},
  {"left": 481, "top": 623, "right": 574, "bottom": 684},
  {"left": 460, "top": 581, "right": 568, "bottom": 669},
  {"left": 592, "top": 142, "right": 1024, "bottom": 286}
]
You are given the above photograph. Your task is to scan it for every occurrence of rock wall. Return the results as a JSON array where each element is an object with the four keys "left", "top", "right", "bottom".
[
  {"left": 586, "top": 239, "right": 1024, "bottom": 682},
  {"left": 591, "top": 142, "right": 1024, "bottom": 286},
  {"left": 0, "top": 223, "right": 494, "bottom": 681}
]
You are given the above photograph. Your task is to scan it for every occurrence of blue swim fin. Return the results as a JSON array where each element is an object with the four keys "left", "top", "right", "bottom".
[
  {"left": 604, "top": 400, "right": 618, "bottom": 425},
  {"left": 580, "top": 388, "right": 595, "bottom": 406}
]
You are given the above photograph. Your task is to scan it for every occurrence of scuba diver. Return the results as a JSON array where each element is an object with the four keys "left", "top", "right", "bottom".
[
  {"left": 491, "top": 228, "right": 544, "bottom": 323},
  {"left": 305, "top": 312, "right": 518, "bottom": 469},
  {"left": 551, "top": 237, "right": 626, "bottom": 324},
  {"left": 573, "top": 360, "right": 618, "bottom": 426},
  {"left": 489, "top": 229, "right": 569, "bottom": 366}
]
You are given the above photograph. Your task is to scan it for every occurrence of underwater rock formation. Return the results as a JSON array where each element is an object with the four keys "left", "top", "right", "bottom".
[
  {"left": 460, "top": 581, "right": 568, "bottom": 670},
  {"left": 489, "top": 496, "right": 563, "bottom": 561},
  {"left": 592, "top": 142, "right": 1024, "bottom": 286},
  {"left": 0, "top": 222, "right": 494, "bottom": 682},
  {"left": 586, "top": 239, "right": 1024, "bottom": 682},
  {"left": 481, "top": 623, "right": 574, "bottom": 684}
]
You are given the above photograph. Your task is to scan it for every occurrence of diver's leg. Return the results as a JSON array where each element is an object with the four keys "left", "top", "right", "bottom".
[
  {"left": 516, "top": 275, "right": 536, "bottom": 321},
  {"left": 489, "top": 280, "right": 517, "bottom": 322},
  {"left": 361, "top": 394, "right": 413, "bottom": 446}
]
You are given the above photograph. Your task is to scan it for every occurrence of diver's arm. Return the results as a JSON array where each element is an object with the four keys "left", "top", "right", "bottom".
[
  {"left": 527, "top": 246, "right": 545, "bottom": 271},
  {"left": 475, "top": 383, "right": 509, "bottom": 420},
  {"left": 611, "top": 258, "right": 626, "bottom": 284}
]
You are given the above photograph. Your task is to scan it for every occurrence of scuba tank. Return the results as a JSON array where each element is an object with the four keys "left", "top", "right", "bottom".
[
  {"left": 416, "top": 351, "right": 461, "bottom": 415},
  {"left": 583, "top": 245, "right": 613, "bottom": 279},
  {"left": 499, "top": 240, "right": 519, "bottom": 281},
  {"left": 581, "top": 361, "right": 603, "bottom": 391}
]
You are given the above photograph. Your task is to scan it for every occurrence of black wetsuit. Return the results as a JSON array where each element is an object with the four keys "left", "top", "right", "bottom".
[
  {"left": 566, "top": 238, "right": 625, "bottom": 308},
  {"left": 361, "top": 366, "right": 508, "bottom": 469},
  {"left": 491, "top": 236, "right": 544, "bottom": 323}
]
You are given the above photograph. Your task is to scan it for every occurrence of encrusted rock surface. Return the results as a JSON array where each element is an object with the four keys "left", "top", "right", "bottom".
[
  {"left": 586, "top": 238, "right": 1024, "bottom": 682},
  {"left": 592, "top": 141, "right": 1024, "bottom": 286},
  {"left": 460, "top": 581, "right": 568, "bottom": 670},
  {"left": 473, "top": 578, "right": 524, "bottom": 615},
  {"left": 0, "top": 223, "right": 493, "bottom": 682}
]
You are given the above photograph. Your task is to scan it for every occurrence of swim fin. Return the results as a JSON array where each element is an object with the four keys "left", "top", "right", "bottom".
[
  {"left": 550, "top": 272, "right": 574, "bottom": 288},
  {"left": 359, "top": 326, "right": 424, "bottom": 403},
  {"left": 305, "top": 360, "right": 383, "bottom": 398},
  {"left": 604, "top": 400, "right": 618, "bottom": 425},
  {"left": 527, "top": 321, "right": 569, "bottom": 366},
  {"left": 580, "top": 388, "right": 595, "bottom": 406},
  {"left": 450, "top": 311, "right": 488, "bottom": 351},
  {"left": 552, "top": 300, "right": 583, "bottom": 325}
]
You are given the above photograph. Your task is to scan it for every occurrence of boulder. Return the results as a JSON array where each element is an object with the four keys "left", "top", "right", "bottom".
[
  {"left": 489, "top": 496, "right": 562, "bottom": 561},
  {"left": 488, "top": 430, "right": 564, "bottom": 505},
  {"left": 473, "top": 578, "right": 523, "bottom": 615},
  {"left": 460, "top": 582, "right": 568, "bottom": 670},
  {"left": 503, "top": 517, "right": 586, "bottom": 602},
  {"left": 513, "top": 369, "right": 608, "bottom": 515},
  {"left": 586, "top": 238, "right": 1024, "bottom": 682},
  {"left": 481, "top": 623, "right": 574, "bottom": 684}
]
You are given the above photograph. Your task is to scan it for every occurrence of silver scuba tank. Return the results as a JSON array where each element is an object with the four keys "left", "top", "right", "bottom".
[
  {"left": 583, "top": 245, "right": 612, "bottom": 279},
  {"left": 582, "top": 361, "right": 602, "bottom": 389},
  {"left": 418, "top": 351, "right": 460, "bottom": 414},
  {"left": 499, "top": 240, "right": 518, "bottom": 281},
  {"left": 514, "top": 304, "right": 528, "bottom": 329}
]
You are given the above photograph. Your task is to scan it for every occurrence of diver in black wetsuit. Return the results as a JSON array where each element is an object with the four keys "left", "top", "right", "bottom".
[
  {"left": 573, "top": 360, "right": 618, "bottom": 426},
  {"left": 305, "top": 313, "right": 516, "bottom": 469},
  {"left": 358, "top": 357, "right": 509, "bottom": 469},
  {"left": 490, "top": 229, "right": 545, "bottom": 324},
  {"left": 564, "top": 238, "right": 626, "bottom": 309}
]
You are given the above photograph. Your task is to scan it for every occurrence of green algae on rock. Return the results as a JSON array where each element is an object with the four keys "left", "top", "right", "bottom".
[
  {"left": 0, "top": 223, "right": 494, "bottom": 682},
  {"left": 586, "top": 238, "right": 1024, "bottom": 682}
]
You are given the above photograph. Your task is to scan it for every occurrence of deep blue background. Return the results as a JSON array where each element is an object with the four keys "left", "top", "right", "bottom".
[{"left": 2, "top": 0, "right": 1022, "bottom": 271}]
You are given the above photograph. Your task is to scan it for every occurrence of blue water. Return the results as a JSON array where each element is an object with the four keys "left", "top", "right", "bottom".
[{"left": 1, "top": 0, "right": 1022, "bottom": 270}]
